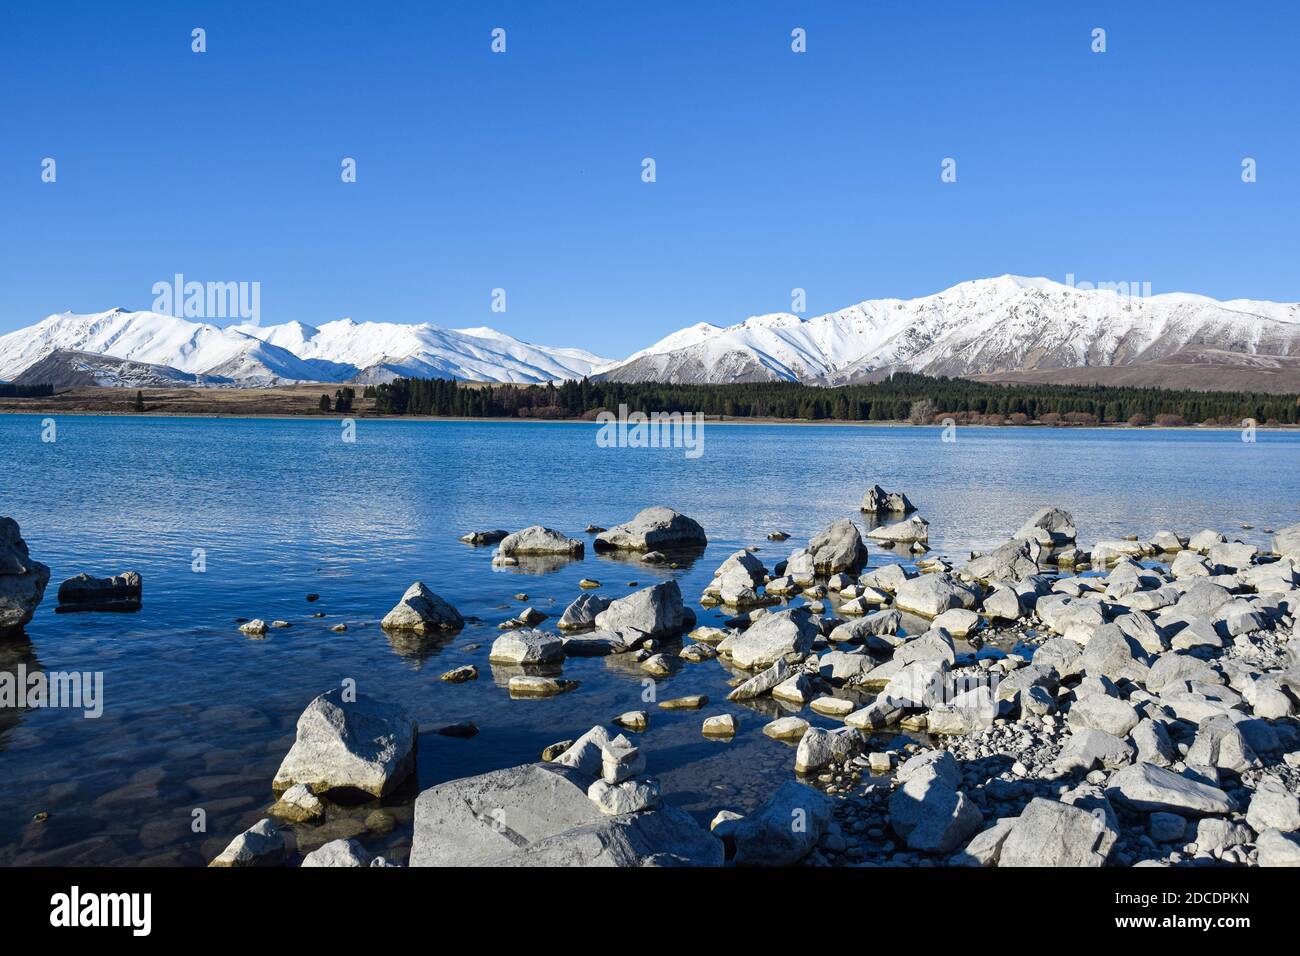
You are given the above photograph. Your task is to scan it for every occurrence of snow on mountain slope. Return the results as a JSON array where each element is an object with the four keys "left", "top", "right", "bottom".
[
  {"left": 0, "top": 310, "right": 614, "bottom": 386},
  {"left": 0, "top": 309, "right": 323, "bottom": 385},
  {"left": 233, "top": 318, "right": 614, "bottom": 384},
  {"left": 11, "top": 349, "right": 233, "bottom": 388},
  {"left": 600, "top": 276, "right": 1300, "bottom": 386}
]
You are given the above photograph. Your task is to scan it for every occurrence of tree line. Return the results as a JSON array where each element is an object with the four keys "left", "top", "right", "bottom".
[{"left": 365, "top": 372, "right": 1300, "bottom": 425}]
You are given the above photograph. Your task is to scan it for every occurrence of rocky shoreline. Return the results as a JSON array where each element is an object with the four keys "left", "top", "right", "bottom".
[{"left": 4, "top": 501, "right": 1299, "bottom": 868}]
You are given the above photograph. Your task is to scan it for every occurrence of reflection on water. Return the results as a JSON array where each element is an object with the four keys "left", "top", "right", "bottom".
[{"left": 0, "top": 415, "right": 1296, "bottom": 864}]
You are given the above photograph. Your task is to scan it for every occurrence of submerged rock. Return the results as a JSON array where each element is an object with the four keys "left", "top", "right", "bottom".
[
  {"left": 272, "top": 689, "right": 418, "bottom": 798},
  {"left": 56, "top": 570, "right": 142, "bottom": 611}
]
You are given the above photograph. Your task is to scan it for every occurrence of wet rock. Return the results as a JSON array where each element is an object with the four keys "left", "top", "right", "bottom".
[
  {"left": 808, "top": 519, "right": 869, "bottom": 574},
  {"left": 489, "top": 629, "right": 564, "bottom": 665},
  {"left": 727, "top": 608, "right": 818, "bottom": 670},
  {"left": 763, "top": 716, "right": 810, "bottom": 740},
  {"left": 380, "top": 581, "right": 464, "bottom": 633},
  {"left": 272, "top": 689, "right": 418, "bottom": 798},
  {"left": 658, "top": 695, "right": 708, "bottom": 710},
  {"left": 493, "top": 526, "right": 585, "bottom": 561},
  {"left": 594, "top": 506, "right": 706, "bottom": 552},
  {"left": 440, "top": 664, "right": 478, "bottom": 683},
  {"left": 593, "top": 581, "right": 691, "bottom": 639},
  {"left": 894, "top": 573, "right": 979, "bottom": 618},
  {"left": 557, "top": 592, "right": 612, "bottom": 631},
  {"left": 56, "top": 570, "right": 142, "bottom": 611},
  {"left": 209, "top": 819, "right": 286, "bottom": 867},
  {"left": 702, "top": 714, "right": 737, "bottom": 738},
  {"left": 861, "top": 484, "right": 915, "bottom": 514},
  {"left": 508, "top": 676, "right": 578, "bottom": 698},
  {"left": 269, "top": 783, "right": 324, "bottom": 823},
  {"left": 0, "top": 517, "right": 50, "bottom": 635},
  {"left": 958, "top": 538, "right": 1041, "bottom": 583},
  {"left": 239, "top": 619, "right": 268, "bottom": 635},
  {"left": 1014, "top": 507, "right": 1077, "bottom": 546},
  {"left": 867, "top": 515, "right": 930, "bottom": 544},
  {"left": 613, "top": 711, "right": 648, "bottom": 732},
  {"left": 459, "top": 529, "right": 508, "bottom": 545},
  {"left": 795, "top": 726, "right": 862, "bottom": 773}
]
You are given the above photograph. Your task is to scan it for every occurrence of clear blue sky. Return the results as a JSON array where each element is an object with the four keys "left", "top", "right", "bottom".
[{"left": 2, "top": 1, "right": 1296, "bottom": 357}]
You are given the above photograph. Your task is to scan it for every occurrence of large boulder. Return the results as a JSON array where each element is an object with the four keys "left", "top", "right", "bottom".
[
  {"left": 730, "top": 781, "right": 834, "bottom": 866},
  {"left": 807, "top": 520, "right": 869, "bottom": 574},
  {"left": 495, "top": 805, "right": 723, "bottom": 867},
  {"left": 866, "top": 515, "right": 929, "bottom": 544},
  {"left": 1013, "top": 507, "right": 1078, "bottom": 546},
  {"left": 489, "top": 629, "right": 564, "bottom": 664},
  {"left": 594, "top": 507, "right": 706, "bottom": 552},
  {"left": 889, "top": 751, "right": 983, "bottom": 854},
  {"left": 1104, "top": 762, "right": 1234, "bottom": 816},
  {"left": 0, "top": 518, "right": 50, "bottom": 635},
  {"left": 593, "top": 581, "right": 690, "bottom": 638},
  {"left": 380, "top": 581, "right": 464, "bottom": 633},
  {"left": 557, "top": 592, "right": 612, "bottom": 631},
  {"left": 1273, "top": 522, "right": 1300, "bottom": 561},
  {"left": 794, "top": 726, "right": 862, "bottom": 773},
  {"left": 861, "top": 484, "right": 915, "bottom": 514},
  {"left": 726, "top": 607, "right": 818, "bottom": 670},
  {"left": 957, "top": 538, "right": 1041, "bottom": 583},
  {"left": 997, "top": 798, "right": 1116, "bottom": 867},
  {"left": 410, "top": 762, "right": 720, "bottom": 866},
  {"left": 272, "top": 689, "right": 418, "bottom": 798},
  {"left": 493, "top": 526, "right": 585, "bottom": 561},
  {"left": 893, "top": 574, "right": 978, "bottom": 618}
]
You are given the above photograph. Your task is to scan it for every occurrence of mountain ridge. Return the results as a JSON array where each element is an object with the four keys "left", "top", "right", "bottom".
[{"left": 4, "top": 276, "right": 1300, "bottom": 392}]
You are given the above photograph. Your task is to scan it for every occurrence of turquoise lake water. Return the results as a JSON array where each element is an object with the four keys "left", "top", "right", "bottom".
[{"left": 1, "top": 415, "right": 1297, "bottom": 864}]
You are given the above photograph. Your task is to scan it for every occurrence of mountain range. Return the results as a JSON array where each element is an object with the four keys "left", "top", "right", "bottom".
[{"left": 4, "top": 276, "right": 1300, "bottom": 393}]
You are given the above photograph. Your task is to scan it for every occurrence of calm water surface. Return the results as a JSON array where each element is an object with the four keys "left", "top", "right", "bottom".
[{"left": 1, "top": 415, "right": 1297, "bottom": 864}]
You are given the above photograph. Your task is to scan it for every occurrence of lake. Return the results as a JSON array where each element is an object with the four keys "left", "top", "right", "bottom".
[{"left": 1, "top": 415, "right": 1297, "bottom": 864}]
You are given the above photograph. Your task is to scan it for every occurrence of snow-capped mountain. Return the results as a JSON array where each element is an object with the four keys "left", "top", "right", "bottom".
[
  {"left": 0, "top": 309, "right": 614, "bottom": 387},
  {"left": 5, "top": 276, "right": 1300, "bottom": 391},
  {"left": 600, "top": 275, "right": 1300, "bottom": 388}
]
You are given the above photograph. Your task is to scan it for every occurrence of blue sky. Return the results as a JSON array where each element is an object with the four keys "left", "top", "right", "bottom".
[{"left": 2, "top": 1, "right": 1297, "bottom": 357}]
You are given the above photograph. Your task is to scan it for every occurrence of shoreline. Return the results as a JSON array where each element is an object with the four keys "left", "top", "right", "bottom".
[{"left": 0, "top": 406, "right": 1296, "bottom": 432}]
